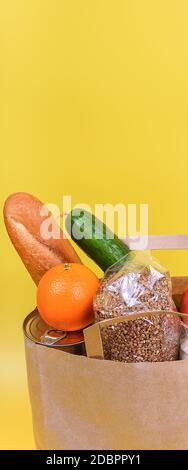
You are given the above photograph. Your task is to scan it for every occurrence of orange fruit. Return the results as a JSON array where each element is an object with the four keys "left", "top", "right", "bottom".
[{"left": 37, "top": 263, "right": 99, "bottom": 331}]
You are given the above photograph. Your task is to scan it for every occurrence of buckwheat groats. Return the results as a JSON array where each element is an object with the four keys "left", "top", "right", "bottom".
[{"left": 93, "top": 251, "right": 181, "bottom": 362}]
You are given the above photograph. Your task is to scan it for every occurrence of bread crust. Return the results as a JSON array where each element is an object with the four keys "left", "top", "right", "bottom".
[{"left": 3, "top": 192, "right": 81, "bottom": 284}]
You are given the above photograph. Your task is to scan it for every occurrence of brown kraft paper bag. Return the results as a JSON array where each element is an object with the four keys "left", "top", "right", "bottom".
[{"left": 24, "top": 235, "right": 188, "bottom": 450}]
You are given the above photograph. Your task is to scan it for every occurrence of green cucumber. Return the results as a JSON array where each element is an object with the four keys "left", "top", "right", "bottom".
[{"left": 65, "top": 209, "right": 129, "bottom": 271}]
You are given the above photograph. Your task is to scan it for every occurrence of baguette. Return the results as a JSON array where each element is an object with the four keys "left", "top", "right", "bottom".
[{"left": 3, "top": 192, "right": 81, "bottom": 285}]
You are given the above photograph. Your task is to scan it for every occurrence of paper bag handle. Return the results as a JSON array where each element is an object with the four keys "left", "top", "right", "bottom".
[{"left": 122, "top": 234, "right": 188, "bottom": 250}]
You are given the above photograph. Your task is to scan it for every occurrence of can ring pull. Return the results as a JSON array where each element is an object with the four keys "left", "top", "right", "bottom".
[{"left": 40, "top": 329, "right": 67, "bottom": 346}]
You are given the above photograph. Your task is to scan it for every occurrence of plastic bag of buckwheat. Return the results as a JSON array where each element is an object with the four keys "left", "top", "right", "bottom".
[{"left": 93, "top": 251, "right": 181, "bottom": 363}]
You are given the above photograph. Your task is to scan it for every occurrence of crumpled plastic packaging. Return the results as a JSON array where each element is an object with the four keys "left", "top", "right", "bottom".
[
  {"left": 93, "top": 251, "right": 181, "bottom": 363},
  {"left": 180, "top": 322, "right": 188, "bottom": 360}
]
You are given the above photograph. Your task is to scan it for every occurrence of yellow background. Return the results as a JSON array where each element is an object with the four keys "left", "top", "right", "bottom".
[{"left": 1, "top": 1, "right": 188, "bottom": 449}]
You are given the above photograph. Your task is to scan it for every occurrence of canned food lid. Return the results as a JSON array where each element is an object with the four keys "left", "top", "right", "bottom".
[{"left": 23, "top": 308, "right": 84, "bottom": 347}]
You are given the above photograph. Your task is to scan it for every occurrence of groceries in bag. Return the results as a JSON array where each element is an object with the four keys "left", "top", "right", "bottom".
[
  {"left": 24, "top": 309, "right": 86, "bottom": 355},
  {"left": 37, "top": 262, "right": 99, "bottom": 331},
  {"left": 3, "top": 192, "right": 81, "bottom": 285},
  {"left": 93, "top": 251, "right": 181, "bottom": 362},
  {"left": 65, "top": 208, "right": 129, "bottom": 271},
  {"left": 179, "top": 321, "right": 188, "bottom": 360},
  {"left": 180, "top": 285, "right": 188, "bottom": 325},
  {"left": 3, "top": 194, "right": 188, "bottom": 363},
  {"left": 179, "top": 285, "right": 188, "bottom": 359}
]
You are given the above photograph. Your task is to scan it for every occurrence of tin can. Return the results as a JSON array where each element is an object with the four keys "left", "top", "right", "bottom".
[{"left": 23, "top": 309, "right": 86, "bottom": 355}]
